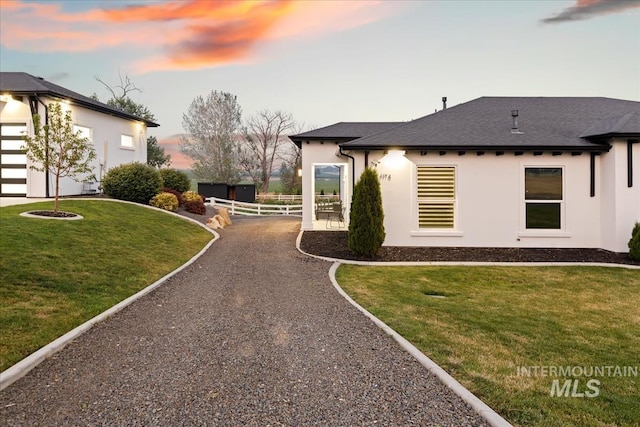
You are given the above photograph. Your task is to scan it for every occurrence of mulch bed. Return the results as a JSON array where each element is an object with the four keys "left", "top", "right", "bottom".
[{"left": 300, "top": 231, "right": 640, "bottom": 266}]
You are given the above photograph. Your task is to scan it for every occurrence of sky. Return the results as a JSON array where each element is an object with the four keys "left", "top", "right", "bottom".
[{"left": 1, "top": 0, "right": 639, "bottom": 169}]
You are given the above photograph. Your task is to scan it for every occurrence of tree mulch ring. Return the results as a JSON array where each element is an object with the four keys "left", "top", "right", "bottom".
[
  {"left": 20, "top": 210, "right": 83, "bottom": 220},
  {"left": 300, "top": 231, "right": 640, "bottom": 266}
]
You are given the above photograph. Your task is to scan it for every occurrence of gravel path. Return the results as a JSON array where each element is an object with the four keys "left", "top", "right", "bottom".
[{"left": 1, "top": 216, "right": 489, "bottom": 426}]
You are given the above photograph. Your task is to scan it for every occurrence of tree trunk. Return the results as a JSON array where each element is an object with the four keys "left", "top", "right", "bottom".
[{"left": 54, "top": 173, "right": 60, "bottom": 212}]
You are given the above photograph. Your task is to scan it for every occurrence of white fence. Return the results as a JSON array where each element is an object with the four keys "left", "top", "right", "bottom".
[
  {"left": 207, "top": 197, "right": 302, "bottom": 216},
  {"left": 256, "top": 194, "right": 340, "bottom": 202}
]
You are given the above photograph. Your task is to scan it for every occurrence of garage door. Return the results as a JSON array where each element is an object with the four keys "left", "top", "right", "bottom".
[{"left": 0, "top": 123, "right": 28, "bottom": 197}]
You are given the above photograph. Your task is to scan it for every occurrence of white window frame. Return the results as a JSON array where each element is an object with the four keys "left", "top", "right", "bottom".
[
  {"left": 120, "top": 134, "right": 134, "bottom": 150},
  {"left": 519, "top": 164, "right": 570, "bottom": 238},
  {"left": 73, "top": 124, "right": 92, "bottom": 142},
  {"left": 411, "top": 164, "right": 462, "bottom": 237}
]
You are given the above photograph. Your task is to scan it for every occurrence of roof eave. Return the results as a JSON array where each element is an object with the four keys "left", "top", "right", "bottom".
[
  {"left": 8, "top": 90, "right": 160, "bottom": 128},
  {"left": 339, "top": 144, "right": 611, "bottom": 153}
]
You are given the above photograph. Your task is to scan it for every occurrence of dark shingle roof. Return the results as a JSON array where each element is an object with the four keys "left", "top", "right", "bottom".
[
  {"left": 0, "top": 72, "right": 159, "bottom": 127},
  {"left": 289, "top": 122, "right": 403, "bottom": 147},
  {"left": 341, "top": 97, "right": 640, "bottom": 152}
]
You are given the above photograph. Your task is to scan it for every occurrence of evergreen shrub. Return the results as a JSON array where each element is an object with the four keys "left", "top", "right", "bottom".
[
  {"left": 348, "top": 168, "right": 385, "bottom": 257},
  {"left": 159, "top": 168, "right": 190, "bottom": 193},
  {"left": 102, "top": 162, "right": 162, "bottom": 204},
  {"left": 629, "top": 222, "right": 640, "bottom": 261}
]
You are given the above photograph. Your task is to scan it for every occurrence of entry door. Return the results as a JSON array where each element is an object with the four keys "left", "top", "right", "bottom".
[{"left": 0, "top": 123, "right": 28, "bottom": 197}]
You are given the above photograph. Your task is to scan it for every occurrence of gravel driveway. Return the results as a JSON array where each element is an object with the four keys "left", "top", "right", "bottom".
[{"left": 1, "top": 216, "right": 488, "bottom": 426}]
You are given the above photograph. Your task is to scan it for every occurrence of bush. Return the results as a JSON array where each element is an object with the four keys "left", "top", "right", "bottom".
[
  {"left": 183, "top": 191, "right": 204, "bottom": 203},
  {"left": 159, "top": 168, "right": 190, "bottom": 193},
  {"left": 629, "top": 222, "right": 640, "bottom": 261},
  {"left": 102, "top": 162, "right": 162, "bottom": 204},
  {"left": 162, "top": 188, "right": 183, "bottom": 206},
  {"left": 348, "top": 168, "right": 385, "bottom": 257},
  {"left": 150, "top": 192, "right": 179, "bottom": 212},
  {"left": 184, "top": 199, "right": 206, "bottom": 215}
]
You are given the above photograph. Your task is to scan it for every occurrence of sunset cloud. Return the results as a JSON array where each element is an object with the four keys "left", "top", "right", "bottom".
[
  {"left": 541, "top": 0, "right": 640, "bottom": 24},
  {"left": 0, "top": 0, "right": 402, "bottom": 73}
]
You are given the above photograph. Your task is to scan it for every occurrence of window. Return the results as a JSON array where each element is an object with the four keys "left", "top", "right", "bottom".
[
  {"left": 525, "top": 167, "right": 562, "bottom": 229},
  {"left": 417, "top": 166, "right": 456, "bottom": 229},
  {"left": 73, "top": 125, "right": 91, "bottom": 141},
  {"left": 121, "top": 134, "right": 133, "bottom": 148}
]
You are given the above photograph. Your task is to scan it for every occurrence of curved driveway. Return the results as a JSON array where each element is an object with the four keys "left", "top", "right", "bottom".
[{"left": 1, "top": 216, "right": 488, "bottom": 426}]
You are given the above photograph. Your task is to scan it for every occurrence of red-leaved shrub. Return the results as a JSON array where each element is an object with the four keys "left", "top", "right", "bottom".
[{"left": 184, "top": 199, "right": 206, "bottom": 215}]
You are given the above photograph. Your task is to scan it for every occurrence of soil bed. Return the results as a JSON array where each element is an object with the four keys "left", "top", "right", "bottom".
[
  {"left": 300, "top": 231, "right": 640, "bottom": 265},
  {"left": 27, "top": 210, "right": 78, "bottom": 218}
]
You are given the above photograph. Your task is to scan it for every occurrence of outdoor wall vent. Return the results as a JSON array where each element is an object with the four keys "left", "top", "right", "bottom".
[{"left": 511, "top": 109, "right": 523, "bottom": 134}]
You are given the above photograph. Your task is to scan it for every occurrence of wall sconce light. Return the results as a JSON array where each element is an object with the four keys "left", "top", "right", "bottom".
[{"left": 297, "top": 168, "right": 302, "bottom": 177}]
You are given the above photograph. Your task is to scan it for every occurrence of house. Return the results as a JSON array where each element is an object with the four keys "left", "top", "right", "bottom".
[
  {"left": 0, "top": 72, "right": 159, "bottom": 198},
  {"left": 290, "top": 97, "right": 640, "bottom": 253}
]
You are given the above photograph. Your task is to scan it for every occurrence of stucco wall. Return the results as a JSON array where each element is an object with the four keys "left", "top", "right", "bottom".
[
  {"left": 349, "top": 149, "right": 604, "bottom": 248},
  {"left": 600, "top": 139, "right": 640, "bottom": 252},
  {"left": 0, "top": 96, "right": 147, "bottom": 198}
]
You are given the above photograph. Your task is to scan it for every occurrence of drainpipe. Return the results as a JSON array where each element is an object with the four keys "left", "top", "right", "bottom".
[
  {"left": 32, "top": 95, "right": 50, "bottom": 198},
  {"left": 338, "top": 145, "right": 355, "bottom": 194}
]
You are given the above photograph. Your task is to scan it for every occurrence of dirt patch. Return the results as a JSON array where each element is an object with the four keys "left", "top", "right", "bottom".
[{"left": 300, "top": 231, "right": 639, "bottom": 265}]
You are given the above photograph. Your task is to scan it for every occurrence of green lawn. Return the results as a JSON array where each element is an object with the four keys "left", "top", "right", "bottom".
[
  {"left": 336, "top": 265, "right": 640, "bottom": 427},
  {"left": 0, "top": 200, "right": 213, "bottom": 371}
]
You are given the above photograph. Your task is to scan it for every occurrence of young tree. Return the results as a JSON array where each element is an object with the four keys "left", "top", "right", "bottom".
[
  {"left": 23, "top": 102, "right": 96, "bottom": 212},
  {"left": 147, "top": 136, "right": 171, "bottom": 168},
  {"left": 180, "top": 91, "right": 242, "bottom": 184},
  {"left": 238, "top": 110, "right": 294, "bottom": 193},
  {"left": 94, "top": 74, "right": 170, "bottom": 168},
  {"left": 348, "top": 168, "right": 385, "bottom": 257}
]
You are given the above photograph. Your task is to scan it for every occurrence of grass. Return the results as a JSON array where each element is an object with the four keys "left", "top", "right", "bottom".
[
  {"left": 0, "top": 200, "right": 213, "bottom": 371},
  {"left": 336, "top": 265, "right": 640, "bottom": 426}
]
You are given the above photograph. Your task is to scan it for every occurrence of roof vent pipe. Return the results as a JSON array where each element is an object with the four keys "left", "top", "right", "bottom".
[
  {"left": 442, "top": 96, "right": 447, "bottom": 110},
  {"left": 511, "top": 110, "right": 523, "bottom": 134}
]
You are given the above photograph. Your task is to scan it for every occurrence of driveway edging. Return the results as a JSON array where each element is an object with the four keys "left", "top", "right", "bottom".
[
  {"left": 295, "top": 231, "right": 517, "bottom": 426},
  {"left": 327, "top": 262, "right": 512, "bottom": 427},
  {"left": 0, "top": 203, "right": 219, "bottom": 391}
]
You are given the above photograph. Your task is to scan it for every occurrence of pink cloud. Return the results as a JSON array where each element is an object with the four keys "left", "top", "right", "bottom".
[
  {"left": 0, "top": 0, "right": 403, "bottom": 73},
  {"left": 158, "top": 134, "right": 192, "bottom": 170}
]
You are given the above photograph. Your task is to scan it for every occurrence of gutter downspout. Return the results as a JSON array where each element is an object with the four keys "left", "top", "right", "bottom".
[
  {"left": 339, "top": 145, "right": 355, "bottom": 194},
  {"left": 31, "top": 95, "right": 50, "bottom": 198}
]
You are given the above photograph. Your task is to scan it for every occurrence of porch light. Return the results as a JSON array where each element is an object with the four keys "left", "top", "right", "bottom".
[
  {"left": 380, "top": 149, "right": 406, "bottom": 168},
  {"left": 297, "top": 168, "right": 302, "bottom": 177}
]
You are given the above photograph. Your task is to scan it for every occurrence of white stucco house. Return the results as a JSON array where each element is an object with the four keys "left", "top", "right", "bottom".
[
  {"left": 290, "top": 97, "right": 640, "bottom": 253},
  {"left": 0, "top": 72, "right": 159, "bottom": 198}
]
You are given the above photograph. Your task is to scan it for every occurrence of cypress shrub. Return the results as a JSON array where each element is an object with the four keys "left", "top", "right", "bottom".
[
  {"left": 629, "top": 222, "right": 640, "bottom": 261},
  {"left": 159, "top": 168, "right": 191, "bottom": 193},
  {"left": 348, "top": 168, "right": 385, "bottom": 257},
  {"left": 102, "top": 162, "right": 162, "bottom": 204}
]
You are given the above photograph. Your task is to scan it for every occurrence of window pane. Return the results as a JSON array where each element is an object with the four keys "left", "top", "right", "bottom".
[
  {"left": 121, "top": 134, "right": 133, "bottom": 148},
  {"left": 1, "top": 154, "right": 27, "bottom": 164},
  {"left": 1, "top": 139, "right": 25, "bottom": 150},
  {"left": 74, "top": 125, "right": 91, "bottom": 140},
  {"left": 1, "top": 125, "right": 27, "bottom": 136},
  {"left": 1, "top": 183, "right": 27, "bottom": 194},
  {"left": 1, "top": 168, "right": 27, "bottom": 178},
  {"left": 525, "top": 167, "right": 562, "bottom": 200},
  {"left": 526, "top": 203, "right": 561, "bottom": 229},
  {"left": 419, "top": 201, "right": 455, "bottom": 228}
]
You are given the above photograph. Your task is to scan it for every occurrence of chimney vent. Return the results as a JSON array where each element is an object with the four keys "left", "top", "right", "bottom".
[
  {"left": 442, "top": 96, "right": 447, "bottom": 110},
  {"left": 511, "top": 109, "right": 523, "bottom": 134}
]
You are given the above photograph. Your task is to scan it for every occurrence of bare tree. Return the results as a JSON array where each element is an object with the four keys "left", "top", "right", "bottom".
[
  {"left": 238, "top": 110, "right": 294, "bottom": 193},
  {"left": 94, "top": 73, "right": 155, "bottom": 122},
  {"left": 94, "top": 74, "right": 169, "bottom": 168},
  {"left": 180, "top": 91, "right": 242, "bottom": 184},
  {"left": 278, "top": 122, "right": 307, "bottom": 195}
]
